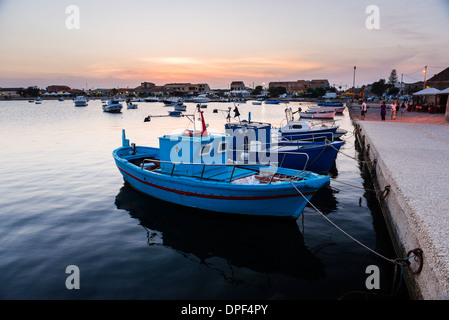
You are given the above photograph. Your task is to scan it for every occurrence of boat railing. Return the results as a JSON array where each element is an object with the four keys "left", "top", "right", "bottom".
[
  {"left": 228, "top": 146, "right": 310, "bottom": 171},
  {"left": 281, "top": 132, "right": 336, "bottom": 142},
  {"left": 140, "top": 158, "right": 308, "bottom": 183}
]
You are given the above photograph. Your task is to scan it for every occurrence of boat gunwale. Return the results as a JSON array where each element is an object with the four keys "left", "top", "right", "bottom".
[{"left": 112, "top": 146, "right": 327, "bottom": 189}]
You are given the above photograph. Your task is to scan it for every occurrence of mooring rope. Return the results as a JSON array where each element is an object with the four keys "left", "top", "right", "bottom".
[
  {"left": 290, "top": 182, "right": 398, "bottom": 265},
  {"left": 329, "top": 178, "right": 388, "bottom": 197}
]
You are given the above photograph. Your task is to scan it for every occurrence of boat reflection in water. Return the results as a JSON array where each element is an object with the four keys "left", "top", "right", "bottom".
[{"left": 114, "top": 185, "right": 325, "bottom": 281}]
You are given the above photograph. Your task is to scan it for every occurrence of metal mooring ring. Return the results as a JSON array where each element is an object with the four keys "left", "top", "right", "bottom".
[{"left": 406, "top": 248, "right": 424, "bottom": 275}]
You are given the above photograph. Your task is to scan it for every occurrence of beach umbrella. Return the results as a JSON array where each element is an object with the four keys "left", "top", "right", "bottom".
[{"left": 413, "top": 87, "right": 442, "bottom": 95}]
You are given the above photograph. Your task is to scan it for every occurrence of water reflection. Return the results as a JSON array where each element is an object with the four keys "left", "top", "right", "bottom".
[
  {"left": 308, "top": 185, "right": 339, "bottom": 214},
  {"left": 115, "top": 184, "right": 325, "bottom": 280}
]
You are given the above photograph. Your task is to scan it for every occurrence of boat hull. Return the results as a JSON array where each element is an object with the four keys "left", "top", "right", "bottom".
[
  {"left": 113, "top": 146, "right": 330, "bottom": 219},
  {"left": 276, "top": 141, "right": 343, "bottom": 172},
  {"left": 299, "top": 111, "right": 336, "bottom": 119}
]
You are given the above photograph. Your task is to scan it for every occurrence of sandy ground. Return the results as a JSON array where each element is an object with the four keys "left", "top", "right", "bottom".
[{"left": 348, "top": 103, "right": 449, "bottom": 126}]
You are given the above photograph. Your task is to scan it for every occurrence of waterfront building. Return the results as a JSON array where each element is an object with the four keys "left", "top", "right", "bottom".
[
  {"left": 230, "top": 81, "right": 246, "bottom": 91},
  {"left": 0, "top": 87, "right": 23, "bottom": 98},
  {"left": 163, "top": 83, "right": 211, "bottom": 95},
  {"left": 404, "top": 82, "right": 424, "bottom": 95},
  {"left": 46, "top": 85, "right": 71, "bottom": 93},
  {"left": 426, "top": 67, "right": 449, "bottom": 90},
  {"left": 269, "top": 79, "right": 330, "bottom": 93}
]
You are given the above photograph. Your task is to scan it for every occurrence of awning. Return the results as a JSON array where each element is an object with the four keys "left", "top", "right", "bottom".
[
  {"left": 438, "top": 87, "right": 449, "bottom": 94},
  {"left": 413, "top": 87, "right": 442, "bottom": 95}
]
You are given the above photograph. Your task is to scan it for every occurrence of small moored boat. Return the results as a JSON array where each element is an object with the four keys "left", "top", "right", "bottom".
[
  {"left": 308, "top": 106, "right": 346, "bottom": 114},
  {"left": 318, "top": 101, "right": 344, "bottom": 107},
  {"left": 127, "top": 103, "right": 138, "bottom": 109},
  {"left": 103, "top": 99, "right": 123, "bottom": 113},
  {"left": 113, "top": 107, "right": 330, "bottom": 219},
  {"left": 279, "top": 120, "right": 347, "bottom": 141},
  {"left": 168, "top": 110, "right": 182, "bottom": 117},
  {"left": 265, "top": 100, "right": 281, "bottom": 105},
  {"left": 299, "top": 110, "right": 336, "bottom": 119},
  {"left": 74, "top": 96, "right": 88, "bottom": 107},
  {"left": 226, "top": 120, "right": 343, "bottom": 173}
]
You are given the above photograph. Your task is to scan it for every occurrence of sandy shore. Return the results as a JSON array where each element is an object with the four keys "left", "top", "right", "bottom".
[{"left": 348, "top": 104, "right": 449, "bottom": 126}]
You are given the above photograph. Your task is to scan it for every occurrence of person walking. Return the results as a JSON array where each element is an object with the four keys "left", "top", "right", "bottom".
[
  {"left": 400, "top": 102, "right": 406, "bottom": 116},
  {"left": 390, "top": 102, "right": 397, "bottom": 120},
  {"left": 380, "top": 101, "right": 386, "bottom": 121},
  {"left": 361, "top": 101, "right": 367, "bottom": 120}
]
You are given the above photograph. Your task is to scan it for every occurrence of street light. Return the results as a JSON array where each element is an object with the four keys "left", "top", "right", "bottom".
[{"left": 352, "top": 66, "right": 356, "bottom": 102}]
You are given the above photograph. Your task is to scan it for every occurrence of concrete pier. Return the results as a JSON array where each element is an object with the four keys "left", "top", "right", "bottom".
[{"left": 351, "top": 112, "right": 449, "bottom": 299}]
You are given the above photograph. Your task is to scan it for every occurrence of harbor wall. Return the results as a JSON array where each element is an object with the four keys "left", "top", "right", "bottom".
[{"left": 354, "top": 121, "right": 449, "bottom": 300}]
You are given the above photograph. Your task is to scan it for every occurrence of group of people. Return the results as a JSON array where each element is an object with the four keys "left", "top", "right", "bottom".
[{"left": 361, "top": 100, "right": 408, "bottom": 121}]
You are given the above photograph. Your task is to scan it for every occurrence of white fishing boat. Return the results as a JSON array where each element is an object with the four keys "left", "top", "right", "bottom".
[
  {"left": 103, "top": 99, "right": 123, "bottom": 113},
  {"left": 308, "top": 106, "right": 346, "bottom": 114},
  {"left": 163, "top": 97, "right": 183, "bottom": 106},
  {"left": 144, "top": 96, "right": 159, "bottom": 102},
  {"left": 193, "top": 94, "right": 210, "bottom": 103},
  {"left": 279, "top": 120, "right": 346, "bottom": 141},
  {"left": 174, "top": 103, "right": 187, "bottom": 111},
  {"left": 127, "top": 103, "right": 138, "bottom": 109},
  {"left": 299, "top": 110, "right": 336, "bottom": 119},
  {"left": 74, "top": 96, "right": 88, "bottom": 107}
]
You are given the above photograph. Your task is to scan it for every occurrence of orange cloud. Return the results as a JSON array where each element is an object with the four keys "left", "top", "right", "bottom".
[{"left": 81, "top": 55, "right": 325, "bottom": 87}]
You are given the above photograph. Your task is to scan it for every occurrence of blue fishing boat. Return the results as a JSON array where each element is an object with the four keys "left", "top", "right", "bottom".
[
  {"left": 226, "top": 120, "right": 343, "bottom": 173},
  {"left": 265, "top": 100, "right": 281, "bottom": 104},
  {"left": 113, "top": 108, "right": 330, "bottom": 219},
  {"left": 275, "top": 140, "right": 343, "bottom": 172},
  {"left": 318, "top": 101, "right": 344, "bottom": 107},
  {"left": 168, "top": 110, "right": 182, "bottom": 117}
]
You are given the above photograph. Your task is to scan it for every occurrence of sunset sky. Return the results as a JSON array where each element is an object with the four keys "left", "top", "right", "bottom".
[{"left": 1, "top": 0, "right": 448, "bottom": 90}]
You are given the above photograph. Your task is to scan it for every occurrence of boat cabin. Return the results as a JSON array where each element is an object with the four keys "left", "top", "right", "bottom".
[{"left": 158, "top": 131, "right": 232, "bottom": 176}]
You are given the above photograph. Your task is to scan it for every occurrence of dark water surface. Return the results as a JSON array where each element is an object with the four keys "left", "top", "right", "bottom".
[{"left": 0, "top": 99, "right": 409, "bottom": 300}]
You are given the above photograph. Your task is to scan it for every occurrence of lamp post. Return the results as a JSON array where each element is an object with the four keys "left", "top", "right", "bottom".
[
  {"left": 423, "top": 66, "right": 427, "bottom": 89},
  {"left": 352, "top": 66, "right": 356, "bottom": 102}
]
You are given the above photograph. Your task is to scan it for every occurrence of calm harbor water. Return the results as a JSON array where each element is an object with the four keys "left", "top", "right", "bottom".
[{"left": 0, "top": 99, "right": 409, "bottom": 300}]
